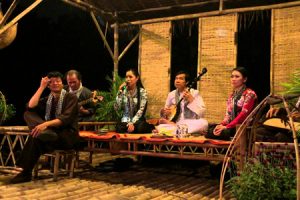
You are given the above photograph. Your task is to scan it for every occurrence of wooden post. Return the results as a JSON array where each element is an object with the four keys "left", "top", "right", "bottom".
[
  {"left": 270, "top": 9, "right": 275, "bottom": 95},
  {"left": 219, "top": 0, "right": 223, "bottom": 12},
  {"left": 113, "top": 12, "right": 119, "bottom": 80}
]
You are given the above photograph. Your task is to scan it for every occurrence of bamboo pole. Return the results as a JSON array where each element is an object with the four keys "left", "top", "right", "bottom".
[
  {"left": 118, "top": 1, "right": 300, "bottom": 27},
  {"left": 282, "top": 97, "right": 300, "bottom": 200},
  {"left": 219, "top": 96, "right": 269, "bottom": 199},
  {"left": 138, "top": 25, "right": 142, "bottom": 73},
  {"left": 0, "top": 0, "right": 43, "bottom": 35},
  {"left": 118, "top": 31, "right": 139, "bottom": 61},
  {"left": 0, "top": 0, "right": 19, "bottom": 27},
  {"left": 90, "top": 11, "right": 114, "bottom": 60},
  {"left": 197, "top": 18, "right": 202, "bottom": 90},
  {"left": 62, "top": 0, "right": 112, "bottom": 19},
  {"left": 0, "top": 91, "right": 7, "bottom": 124},
  {"left": 219, "top": 0, "right": 223, "bottom": 12},
  {"left": 270, "top": 9, "right": 275, "bottom": 95},
  {"left": 113, "top": 12, "right": 119, "bottom": 79}
]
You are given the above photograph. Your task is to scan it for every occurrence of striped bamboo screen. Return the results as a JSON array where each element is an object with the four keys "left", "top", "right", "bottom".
[
  {"left": 199, "top": 14, "right": 238, "bottom": 123},
  {"left": 140, "top": 22, "right": 171, "bottom": 118},
  {"left": 272, "top": 6, "right": 300, "bottom": 94}
]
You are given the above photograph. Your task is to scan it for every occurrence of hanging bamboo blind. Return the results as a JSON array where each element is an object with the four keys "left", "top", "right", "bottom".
[
  {"left": 140, "top": 22, "right": 171, "bottom": 118},
  {"left": 198, "top": 14, "right": 238, "bottom": 123},
  {"left": 272, "top": 6, "right": 300, "bottom": 94}
]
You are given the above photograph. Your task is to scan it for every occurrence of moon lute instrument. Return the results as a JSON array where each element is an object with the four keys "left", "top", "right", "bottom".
[{"left": 166, "top": 68, "right": 207, "bottom": 122}]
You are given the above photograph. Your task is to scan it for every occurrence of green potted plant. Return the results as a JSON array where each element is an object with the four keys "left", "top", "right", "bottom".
[
  {"left": 0, "top": 91, "right": 16, "bottom": 124},
  {"left": 227, "top": 150, "right": 296, "bottom": 200},
  {"left": 227, "top": 70, "right": 300, "bottom": 199},
  {"left": 94, "top": 73, "right": 125, "bottom": 123}
]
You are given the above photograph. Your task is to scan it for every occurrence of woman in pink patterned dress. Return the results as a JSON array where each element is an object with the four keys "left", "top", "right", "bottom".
[{"left": 205, "top": 67, "right": 257, "bottom": 140}]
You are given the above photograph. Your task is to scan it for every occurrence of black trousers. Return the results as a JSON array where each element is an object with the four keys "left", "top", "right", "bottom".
[
  {"left": 116, "top": 119, "right": 155, "bottom": 133},
  {"left": 16, "top": 111, "right": 77, "bottom": 171},
  {"left": 205, "top": 124, "right": 235, "bottom": 141}
]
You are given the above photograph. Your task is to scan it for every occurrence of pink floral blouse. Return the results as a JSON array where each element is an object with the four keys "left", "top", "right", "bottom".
[{"left": 221, "top": 88, "right": 257, "bottom": 129}]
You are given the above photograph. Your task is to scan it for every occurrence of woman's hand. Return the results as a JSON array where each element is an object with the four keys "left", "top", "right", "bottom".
[
  {"left": 127, "top": 122, "right": 135, "bottom": 133},
  {"left": 213, "top": 124, "right": 227, "bottom": 136},
  {"left": 118, "top": 82, "right": 127, "bottom": 93}
]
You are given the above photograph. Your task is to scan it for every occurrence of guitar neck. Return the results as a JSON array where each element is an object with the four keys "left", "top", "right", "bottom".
[{"left": 78, "top": 98, "right": 93, "bottom": 107}]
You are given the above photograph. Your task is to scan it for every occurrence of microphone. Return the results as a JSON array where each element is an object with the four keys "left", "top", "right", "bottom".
[
  {"left": 120, "top": 82, "right": 128, "bottom": 93},
  {"left": 195, "top": 67, "right": 207, "bottom": 82},
  {"left": 200, "top": 67, "right": 207, "bottom": 76}
]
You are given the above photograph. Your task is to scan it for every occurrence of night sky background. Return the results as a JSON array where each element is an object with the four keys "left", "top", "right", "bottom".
[{"left": 0, "top": 0, "right": 139, "bottom": 125}]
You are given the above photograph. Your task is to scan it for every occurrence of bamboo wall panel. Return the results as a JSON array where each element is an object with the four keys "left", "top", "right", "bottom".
[
  {"left": 140, "top": 22, "right": 171, "bottom": 118},
  {"left": 272, "top": 6, "right": 300, "bottom": 94},
  {"left": 199, "top": 14, "right": 237, "bottom": 123}
]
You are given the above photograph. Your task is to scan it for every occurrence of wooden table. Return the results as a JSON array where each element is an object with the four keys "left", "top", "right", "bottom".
[{"left": 0, "top": 126, "right": 30, "bottom": 167}]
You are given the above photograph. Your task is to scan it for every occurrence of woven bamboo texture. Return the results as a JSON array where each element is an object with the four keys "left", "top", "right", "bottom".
[
  {"left": 272, "top": 6, "right": 300, "bottom": 94},
  {"left": 198, "top": 14, "right": 238, "bottom": 123},
  {"left": 140, "top": 22, "right": 171, "bottom": 118}
]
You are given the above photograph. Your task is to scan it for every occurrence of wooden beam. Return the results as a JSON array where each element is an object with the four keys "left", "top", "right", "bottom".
[
  {"left": 118, "top": 31, "right": 139, "bottom": 61},
  {"left": 90, "top": 11, "right": 114, "bottom": 60},
  {"left": 119, "top": 1, "right": 300, "bottom": 26},
  {"left": 0, "top": 0, "right": 19, "bottom": 27},
  {"left": 120, "top": 0, "right": 216, "bottom": 15},
  {"left": 62, "top": 0, "right": 89, "bottom": 12},
  {"left": 0, "top": 0, "right": 43, "bottom": 35}
]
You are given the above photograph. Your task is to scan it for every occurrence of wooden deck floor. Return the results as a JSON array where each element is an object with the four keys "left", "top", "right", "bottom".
[{"left": 0, "top": 153, "right": 235, "bottom": 200}]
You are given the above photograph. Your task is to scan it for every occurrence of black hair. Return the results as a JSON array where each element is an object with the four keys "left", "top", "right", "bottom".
[
  {"left": 126, "top": 68, "right": 144, "bottom": 88},
  {"left": 47, "top": 71, "right": 63, "bottom": 79},
  {"left": 126, "top": 68, "right": 147, "bottom": 117},
  {"left": 232, "top": 67, "right": 248, "bottom": 79},
  {"left": 175, "top": 70, "right": 190, "bottom": 82},
  {"left": 65, "top": 69, "right": 82, "bottom": 81}
]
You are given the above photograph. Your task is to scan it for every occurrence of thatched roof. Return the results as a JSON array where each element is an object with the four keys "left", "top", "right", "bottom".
[{"left": 63, "top": 0, "right": 300, "bottom": 25}]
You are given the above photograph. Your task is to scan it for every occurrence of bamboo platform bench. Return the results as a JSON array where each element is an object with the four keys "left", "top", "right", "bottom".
[
  {"left": 0, "top": 126, "right": 30, "bottom": 167},
  {"left": 79, "top": 122, "right": 247, "bottom": 171},
  {"left": 0, "top": 123, "right": 247, "bottom": 172}
]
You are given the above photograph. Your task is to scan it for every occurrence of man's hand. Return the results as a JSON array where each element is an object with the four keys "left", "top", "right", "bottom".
[
  {"left": 79, "top": 106, "right": 90, "bottom": 115},
  {"left": 266, "top": 107, "right": 289, "bottom": 125},
  {"left": 183, "top": 90, "right": 194, "bottom": 103},
  {"left": 266, "top": 107, "right": 280, "bottom": 118},
  {"left": 127, "top": 122, "right": 134, "bottom": 133},
  {"left": 160, "top": 107, "right": 172, "bottom": 118},
  {"left": 291, "top": 111, "right": 300, "bottom": 122},
  {"left": 40, "top": 76, "right": 50, "bottom": 89},
  {"left": 31, "top": 123, "right": 48, "bottom": 137}
]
